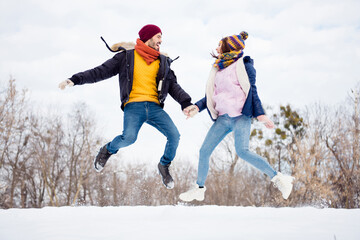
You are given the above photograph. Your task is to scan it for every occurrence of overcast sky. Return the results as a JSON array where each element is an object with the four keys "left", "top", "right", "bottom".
[{"left": 1, "top": 0, "right": 360, "bottom": 165}]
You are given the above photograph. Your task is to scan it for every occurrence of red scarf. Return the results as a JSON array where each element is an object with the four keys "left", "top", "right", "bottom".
[{"left": 134, "top": 38, "right": 160, "bottom": 65}]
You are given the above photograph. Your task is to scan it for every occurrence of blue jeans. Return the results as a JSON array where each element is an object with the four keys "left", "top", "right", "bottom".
[
  {"left": 106, "top": 102, "right": 180, "bottom": 165},
  {"left": 196, "top": 114, "right": 277, "bottom": 187}
]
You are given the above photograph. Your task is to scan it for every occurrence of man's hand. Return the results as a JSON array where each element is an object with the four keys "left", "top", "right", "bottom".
[
  {"left": 58, "top": 79, "right": 74, "bottom": 90},
  {"left": 183, "top": 105, "right": 199, "bottom": 119}
]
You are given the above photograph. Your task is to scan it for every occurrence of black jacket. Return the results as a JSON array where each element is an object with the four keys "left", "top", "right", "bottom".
[{"left": 69, "top": 49, "right": 192, "bottom": 110}]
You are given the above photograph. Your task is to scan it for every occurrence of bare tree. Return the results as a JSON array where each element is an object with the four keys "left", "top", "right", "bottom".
[
  {"left": 0, "top": 78, "right": 33, "bottom": 208},
  {"left": 30, "top": 111, "right": 66, "bottom": 207},
  {"left": 286, "top": 104, "right": 335, "bottom": 207},
  {"left": 324, "top": 86, "right": 360, "bottom": 208}
]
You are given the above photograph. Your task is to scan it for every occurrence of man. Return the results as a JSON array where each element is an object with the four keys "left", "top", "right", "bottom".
[{"left": 59, "top": 24, "right": 194, "bottom": 189}]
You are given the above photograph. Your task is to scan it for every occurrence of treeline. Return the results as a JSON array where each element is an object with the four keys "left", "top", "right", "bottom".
[{"left": 0, "top": 78, "right": 359, "bottom": 208}]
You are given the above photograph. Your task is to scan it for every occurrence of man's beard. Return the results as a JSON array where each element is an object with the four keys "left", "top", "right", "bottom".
[{"left": 148, "top": 40, "right": 160, "bottom": 51}]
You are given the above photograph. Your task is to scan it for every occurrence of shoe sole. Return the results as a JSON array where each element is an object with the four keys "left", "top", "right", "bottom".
[
  {"left": 158, "top": 170, "right": 174, "bottom": 189},
  {"left": 93, "top": 156, "right": 103, "bottom": 173},
  {"left": 283, "top": 176, "right": 295, "bottom": 199},
  {"left": 179, "top": 190, "right": 205, "bottom": 202},
  {"left": 179, "top": 196, "right": 204, "bottom": 202}
]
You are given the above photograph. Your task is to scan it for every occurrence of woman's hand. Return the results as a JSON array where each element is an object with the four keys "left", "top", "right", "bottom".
[
  {"left": 183, "top": 105, "right": 199, "bottom": 119},
  {"left": 257, "top": 115, "right": 275, "bottom": 129}
]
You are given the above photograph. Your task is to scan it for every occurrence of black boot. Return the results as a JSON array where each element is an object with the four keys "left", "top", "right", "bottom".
[
  {"left": 158, "top": 162, "right": 174, "bottom": 189},
  {"left": 94, "top": 144, "right": 112, "bottom": 172}
]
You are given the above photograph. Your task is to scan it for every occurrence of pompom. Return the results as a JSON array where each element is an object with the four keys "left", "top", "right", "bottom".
[{"left": 240, "top": 31, "right": 248, "bottom": 41}]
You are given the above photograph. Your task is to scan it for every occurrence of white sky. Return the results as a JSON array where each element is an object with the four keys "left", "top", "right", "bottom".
[{"left": 1, "top": 0, "right": 360, "bottom": 165}]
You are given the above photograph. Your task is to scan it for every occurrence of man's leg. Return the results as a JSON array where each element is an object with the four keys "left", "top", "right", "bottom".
[
  {"left": 94, "top": 102, "right": 146, "bottom": 172},
  {"left": 107, "top": 102, "right": 146, "bottom": 154},
  {"left": 146, "top": 102, "right": 180, "bottom": 189},
  {"left": 146, "top": 103, "right": 180, "bottom": 165}
]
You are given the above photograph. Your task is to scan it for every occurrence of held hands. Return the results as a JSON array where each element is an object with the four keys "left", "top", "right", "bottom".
[
  {"left": 257, "top": 115, "right": 275, "bottom": 129},
  {"left": 183, "top": 105, "right": 199, "bottom": 119},
  {"left": 58, "top": 79, "right": 74, "bottom": 90}
]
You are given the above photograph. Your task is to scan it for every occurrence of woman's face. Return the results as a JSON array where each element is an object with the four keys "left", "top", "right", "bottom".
[{"left": 216, "top": 41, "right": 222, "bottom": 55}]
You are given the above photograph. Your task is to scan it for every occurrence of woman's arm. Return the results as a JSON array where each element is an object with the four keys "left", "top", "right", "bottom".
[
  {"left": 244, "top": 56, "right": 265, "bottom": 117},
  {"left": 195, "top": 96, "right": 207, "bottom": 112}
]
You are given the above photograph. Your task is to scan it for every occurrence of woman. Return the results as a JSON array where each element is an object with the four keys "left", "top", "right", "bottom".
[{"left": 180, "top": 32, "right": 294, "bottom": 202}]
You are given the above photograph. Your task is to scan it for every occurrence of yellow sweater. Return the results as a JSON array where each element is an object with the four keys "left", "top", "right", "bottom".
[{"left": 127, "top": 50, "right": 160, "bottom": 105}]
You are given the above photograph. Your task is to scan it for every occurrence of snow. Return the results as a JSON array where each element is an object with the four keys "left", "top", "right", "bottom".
[{"left": 1, "top": 206, "right": 359, "bottom": 240}]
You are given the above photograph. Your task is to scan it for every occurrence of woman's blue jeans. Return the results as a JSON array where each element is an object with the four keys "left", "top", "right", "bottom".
[
  {"left": 196, "top": 114, "right": 277, "bottom": 187},
  {"left": 106, "top": 102, "right": 180, "bottom": 165}
]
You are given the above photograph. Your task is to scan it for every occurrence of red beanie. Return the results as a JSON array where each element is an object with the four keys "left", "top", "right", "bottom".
[{"left": 138, "top": 24, "right": 162, "bottom": 43}]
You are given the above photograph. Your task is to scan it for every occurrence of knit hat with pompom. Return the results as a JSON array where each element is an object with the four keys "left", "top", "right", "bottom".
[{"left": 227, "top": 31, "right": 248, "bottom": 50}]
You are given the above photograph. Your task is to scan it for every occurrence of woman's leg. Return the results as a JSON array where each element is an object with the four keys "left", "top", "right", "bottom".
[
  {"left": 233, "top": 115, "right": 277, "bottom": 179},
  {"left": 196, "top": 115, "right": 232, "bottom": 186}
]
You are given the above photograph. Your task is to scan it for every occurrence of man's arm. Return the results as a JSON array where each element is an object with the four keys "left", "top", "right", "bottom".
[
  {"left": 69, "top": 52, "right": 124, "bottom": 86},
  {"left": 167, "top": 70, "right": 192, "bottom": 110}
]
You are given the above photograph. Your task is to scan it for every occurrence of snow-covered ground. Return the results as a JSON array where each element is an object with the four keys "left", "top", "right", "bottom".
[{"left": 0, "top": 205, "right": 359, "bottom": 240}]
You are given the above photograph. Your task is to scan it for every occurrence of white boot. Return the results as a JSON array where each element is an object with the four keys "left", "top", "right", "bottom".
[
  {"left": 271, "top": 172, "right": 295, "bottom": 200},
  {"left": 179, "top": 184, "right": 206, "bottom": 202}
]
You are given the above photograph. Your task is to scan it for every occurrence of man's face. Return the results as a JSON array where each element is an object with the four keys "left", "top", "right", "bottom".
[{"left": 146, "top": 33, "right": 162, "bottom": 51}]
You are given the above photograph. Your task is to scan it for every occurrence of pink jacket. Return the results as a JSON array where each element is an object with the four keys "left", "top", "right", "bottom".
[
  {"left": 205, "top": 56, "right": 251, "bottom": 120},
  {"left": 212, "top": 62, "right": 246, "bottom": 117}
]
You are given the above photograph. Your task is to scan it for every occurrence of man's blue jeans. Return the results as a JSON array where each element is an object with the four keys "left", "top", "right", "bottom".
[
  {"left": 106, "top": 102, "right": 180, "bottom": 165},
  {"left": 196, "top": 114, "right": 277, "bottom": 187}
]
